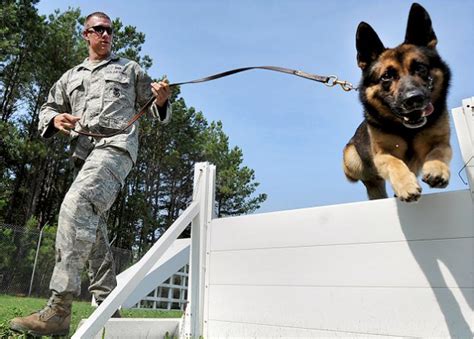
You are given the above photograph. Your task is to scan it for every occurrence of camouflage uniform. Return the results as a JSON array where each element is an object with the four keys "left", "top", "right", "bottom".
[{"left": 38, "top": 54, "right": 171, "bottom": 300}]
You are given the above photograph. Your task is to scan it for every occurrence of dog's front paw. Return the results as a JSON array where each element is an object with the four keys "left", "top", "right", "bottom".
[
  {"left": 422, "top": 160, "right": 450, "bottom": 188},
  {"left": 392, "top": 173, "right": 422, "bottom": 202}
]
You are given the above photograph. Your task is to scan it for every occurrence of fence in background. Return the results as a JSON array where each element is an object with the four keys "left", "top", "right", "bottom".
[
  {"left": 0, "top": 222, "right": 57, "bottom": 298},
  {"left": 133, "top": 265, "right": 189, "bottom": 311},
  {"left": 0, "top": 223, "right": 188, "bottom": 310}
]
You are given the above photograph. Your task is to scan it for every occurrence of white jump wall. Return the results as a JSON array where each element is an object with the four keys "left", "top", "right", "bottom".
[{"left": 205, "top": 190, "right": 473, "bottom": 338}]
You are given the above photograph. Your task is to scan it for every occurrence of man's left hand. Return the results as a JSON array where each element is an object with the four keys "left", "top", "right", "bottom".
[{"left": 151, "top": 81, "right": 171, "bottom": 107}]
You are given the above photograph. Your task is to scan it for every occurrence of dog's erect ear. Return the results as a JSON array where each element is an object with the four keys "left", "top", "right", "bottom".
[
  {"left": 356, "top": 22, "right": 385, "bottom": 70},
  {"left": 404, "top": 3, "right": 437, "bottom": 48}
]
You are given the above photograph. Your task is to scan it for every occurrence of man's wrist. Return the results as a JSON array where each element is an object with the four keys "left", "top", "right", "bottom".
[
  {"left": 43, "top": 114, "right": 60, "bottom": 138},
  {"left": 157, "top": 100, "right": 168, "bottom": 116}
]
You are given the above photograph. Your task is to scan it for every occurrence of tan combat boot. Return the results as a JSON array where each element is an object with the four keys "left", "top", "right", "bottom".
[{"left": 10, "top": 293, "right": 73, "bottom": 337}]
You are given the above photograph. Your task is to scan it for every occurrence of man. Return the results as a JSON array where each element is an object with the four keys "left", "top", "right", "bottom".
[{"left": 10, "top": 12, "right": 171, "bottom": 336}]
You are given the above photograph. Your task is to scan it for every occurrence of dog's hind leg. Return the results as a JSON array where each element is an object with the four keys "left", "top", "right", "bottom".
[
  {"left": 343, "top": 144, "right": 364, "bottom": 182},
  {"left": 344, "top": 134, "right": 388, "bottom": 200},
  {"left": 362, "top": 178, "right": 388, "bottom": 200}
]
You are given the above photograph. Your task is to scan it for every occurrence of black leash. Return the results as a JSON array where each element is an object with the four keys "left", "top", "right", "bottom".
[
  {"left": 172, "top": 65, "right": 330, "bottom": 86},
  {"left": 74, "top": 65, "right": 357, "bottom": 138}
]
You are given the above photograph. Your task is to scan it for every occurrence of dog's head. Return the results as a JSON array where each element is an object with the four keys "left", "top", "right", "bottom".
[{"left": 356, "top": 3, "right": 450, "bottom": 129}]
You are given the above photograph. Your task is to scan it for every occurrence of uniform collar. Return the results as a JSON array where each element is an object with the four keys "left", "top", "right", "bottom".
[{"left": 77, "top": 53, "right": 120, "bottom": 71}]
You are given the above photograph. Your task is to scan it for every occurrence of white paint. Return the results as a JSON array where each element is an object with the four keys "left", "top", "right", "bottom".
[
  {"left": 207, "top": 320, "right": 392, "bottom": 338},
  {"left": 210, "top": 238, "right": 473, "bottom": 288},
  {"left": 185, "top": 163, "right": 216, "bottom": 338},
  {"left": 207, "top": 285, "right": 472, "bottom": 338},
  {"left": 452, "top": 97, "right": 474, "bottom": 196},
  {"left": 210, "top": 190, "right": 472, "bottom": 251},
  {"left": 205, "top": 190, "right": 473, "bottom": 337},
  {"left": 78, "top": 318, "right": 180, "bottom": 339}
]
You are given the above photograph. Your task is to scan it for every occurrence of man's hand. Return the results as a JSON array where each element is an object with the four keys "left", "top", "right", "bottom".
[
  {"left": 151, "top": 81, "right": 171, "bottom": 107},
  {"left": 53, "top": 113, "right": 80, "bottom": 135}
]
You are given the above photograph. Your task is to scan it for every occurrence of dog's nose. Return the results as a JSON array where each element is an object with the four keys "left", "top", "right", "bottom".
[{"left": 403, "top": 91, "right": 425, "bottom": 110}]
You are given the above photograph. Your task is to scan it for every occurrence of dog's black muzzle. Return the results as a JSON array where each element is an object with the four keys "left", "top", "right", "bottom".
[{"left": 393, "top": 79, "right": 433, "bottom": 129}]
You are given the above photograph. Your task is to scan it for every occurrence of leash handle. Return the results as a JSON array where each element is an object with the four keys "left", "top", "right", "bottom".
[{"left": 74, "top": 66, "right": 354, "bottom": 138}]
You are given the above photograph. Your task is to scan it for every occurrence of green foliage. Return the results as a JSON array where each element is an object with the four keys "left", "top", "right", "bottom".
[
  {"left": 0, "top": 1, "right": 82, "bottom": 226},
  {"left": 1, "top": 0, "right": 46, "bottom": 122},
  {"left": 0, "top": 220, "right": 57, "bottom": 298},
  {"left": 0, "top": 228, "right": 16, "bottom": 268}
]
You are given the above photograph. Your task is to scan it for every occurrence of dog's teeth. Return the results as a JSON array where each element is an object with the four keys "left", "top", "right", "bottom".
[{"left": 404, "top": 117, "right": 409, "bottom": 121}]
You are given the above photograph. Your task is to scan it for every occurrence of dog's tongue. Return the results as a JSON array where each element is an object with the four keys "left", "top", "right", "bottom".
[{"left": 422, "top": 102, "right": 434, "bottom": 117}]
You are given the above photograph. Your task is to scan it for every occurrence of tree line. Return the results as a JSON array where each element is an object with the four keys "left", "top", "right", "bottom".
[{"left": 0, "top": 0, "right": 267, "bottom": 257}]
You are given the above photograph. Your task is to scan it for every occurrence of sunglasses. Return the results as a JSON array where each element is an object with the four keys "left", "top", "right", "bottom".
[{"left": 87, "top": 25, "right": 114, "bottom": 36}]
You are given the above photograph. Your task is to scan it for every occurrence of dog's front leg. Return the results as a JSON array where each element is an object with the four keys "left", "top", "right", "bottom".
[
  {"left": 421, "top": 143, "right": 452, "bottom": 188},
  {"left": 374, "top": 153, "right": 421, "bottom": 202}
]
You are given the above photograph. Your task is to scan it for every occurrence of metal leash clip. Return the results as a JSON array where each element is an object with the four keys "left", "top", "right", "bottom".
[{"left": 324, "top": 75, "right": 357, "bottom": 92}]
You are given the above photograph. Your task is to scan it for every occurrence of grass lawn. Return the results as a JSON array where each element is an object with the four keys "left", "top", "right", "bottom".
[{"left": 0, "top": 294, "right": 182, "bottom": 338}]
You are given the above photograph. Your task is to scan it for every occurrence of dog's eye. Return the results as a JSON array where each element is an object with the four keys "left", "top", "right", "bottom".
[
  {"left": 414, "top": 63, "right": 429, "bottom": 77},
  {"left": 380, "top": 70, "right": 396, "bottom": 82}
]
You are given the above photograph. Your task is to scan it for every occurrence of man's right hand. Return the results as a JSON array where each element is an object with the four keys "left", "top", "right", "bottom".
[{"left": 53, "top": 113, "right": 80, "bottom": 134}]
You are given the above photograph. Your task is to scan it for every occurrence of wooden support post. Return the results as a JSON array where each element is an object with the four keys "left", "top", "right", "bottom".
[{"left": 185, "top": 162, "right": 216, "bottom": 338}]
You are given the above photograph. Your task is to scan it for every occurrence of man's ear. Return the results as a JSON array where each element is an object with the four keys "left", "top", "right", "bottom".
[
  {"left": 404, "top": 3, "right": 437, "bottom": 48},
  {"left": 356, "top": 22, "right": 385, "bottom": 70},
  {"left": 82, "top": 30, "right": 90, "bottom": 45}
]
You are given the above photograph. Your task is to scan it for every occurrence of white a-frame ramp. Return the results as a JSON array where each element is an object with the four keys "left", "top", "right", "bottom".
[{"left": 74, "top": 98, "right": 473, "bottom": 338}]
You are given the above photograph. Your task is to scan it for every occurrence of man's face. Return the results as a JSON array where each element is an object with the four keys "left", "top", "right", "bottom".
[{"left": 83, "top": 16, "right": 113, "bottom": 58}]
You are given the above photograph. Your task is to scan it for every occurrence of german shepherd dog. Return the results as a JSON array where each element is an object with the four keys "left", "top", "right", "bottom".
[{"left": 343, "top": 3, "right": 451, "bottom": 202}]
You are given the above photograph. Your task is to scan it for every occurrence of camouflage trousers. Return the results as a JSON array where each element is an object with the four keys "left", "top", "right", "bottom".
[{"left": 49, "top": 145, "right": 132, "bottom": 301}]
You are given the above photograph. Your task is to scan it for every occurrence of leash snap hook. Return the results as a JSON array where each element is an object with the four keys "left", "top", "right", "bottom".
[
  {"left": 324, "top": 75, "right": 338, "bottom": 87},
  {"left": 325, "top": 75, "right": 357, "bottom": 92},
  {"left": 338, "top": 80, "right": 355, "bottom": 92}
]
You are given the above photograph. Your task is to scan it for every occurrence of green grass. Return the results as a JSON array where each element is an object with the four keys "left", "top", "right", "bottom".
[{"left": 0, "top": 294, "right": 182, "bottom": 338}]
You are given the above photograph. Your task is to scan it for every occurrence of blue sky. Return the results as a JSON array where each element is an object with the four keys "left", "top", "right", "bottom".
[{"left": 37, "top": 0, "right": 474, "bottom": 213}]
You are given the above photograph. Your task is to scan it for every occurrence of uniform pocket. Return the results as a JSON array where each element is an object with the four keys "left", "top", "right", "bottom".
[
  {"left": 102, "top": 73, "right": 134, "bottom": 128},
  {"left": 104, "top": 73, "right": 131, "bottom": 102},
  {"left": 67, "top": 77, "right": 85, "bottom": 115},
  {"left": 72, "top": 146, "right": 132, "bottom": 215}
]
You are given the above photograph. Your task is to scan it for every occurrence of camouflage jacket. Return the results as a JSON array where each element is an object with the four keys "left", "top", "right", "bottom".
[{"left": 38, "top": 54, "right": 171, "bottom": 162}]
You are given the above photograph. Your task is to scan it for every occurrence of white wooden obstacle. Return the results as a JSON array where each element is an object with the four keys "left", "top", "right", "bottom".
[
  {"left": 74, "top": 98, "right": 473, "bottom": 338},
  {"left": 117, "top": 239, "right": 190, "bottom": 310},
  {"left": 452, "top": 97, "right": 474, "bottom": 193},
  {"left": 73, "top": 163, "right": 215, "bottom": 338},
  {"left": 205, "top": 189, "right": 473, "bottom": 338}
]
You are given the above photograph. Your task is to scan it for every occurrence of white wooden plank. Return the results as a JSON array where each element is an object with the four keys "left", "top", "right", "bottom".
[
  {"left": 186, "top": 162, "right": 215, "bottom": 338},
  {"left": 453, "top": 106, "right": 473, "bottom": 167},
  {"left": 81, "top": 319, "right": 180, "bottom": 339},
  {"left": 453, "top": 102, "right": 474, "bottom": 194},
  {"left": 203, "top": 164, "right": 216, "bottom": 336},
  {"left": 209, "top": 238, "right": 473, "bottom": 288},
  {"left": 207, "top": 285, "right": 473, "bottom": 338},
  {"left": 210, "top": 190, "right": 472, "bottom": 251},
  {"left": 461, "top": 97, "right": 473, "bottom": 142},
  {"left": 207, "top": 321, "right": 388, "bottom": 338}
]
